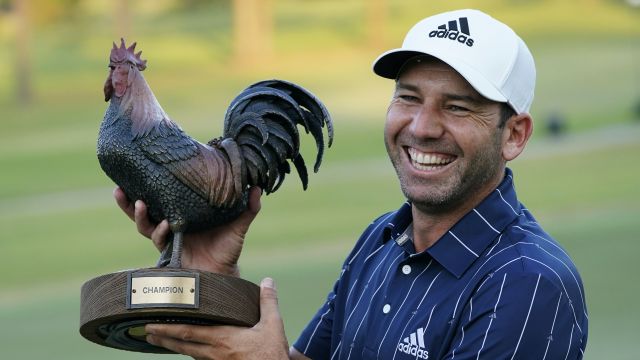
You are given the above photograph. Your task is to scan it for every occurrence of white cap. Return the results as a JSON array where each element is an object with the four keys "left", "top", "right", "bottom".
[{"left": 373, "top": 9, "right": 536, "bottom": 114}]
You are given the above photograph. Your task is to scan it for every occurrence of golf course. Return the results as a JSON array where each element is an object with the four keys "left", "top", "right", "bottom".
[{"left": 0, "top": 1, "right": 639, "bottom": 358}]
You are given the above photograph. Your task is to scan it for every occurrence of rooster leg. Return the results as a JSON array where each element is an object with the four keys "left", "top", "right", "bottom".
[
  {"left": 155, "top": 220, "right": 186, "bottom": 268},
  {"left": 155, "top": 232, "right": 183, "bottom": 268},
  {"left": 167, "top": 231, "right": 183, "bottom": 268},
  {"left": 156, "top": 239, "right": 173, "bottom": 268}
]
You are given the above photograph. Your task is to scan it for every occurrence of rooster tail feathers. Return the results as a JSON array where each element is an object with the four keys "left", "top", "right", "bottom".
[
  {"left": 291, "top": 155, "right": 309, "bottom": 190},
  {"left": 252, "top": 79, "right": 334, "bottom": 147},
  {"left": 221, "top": 80, "right": 332, "bottom": 194},
  {"left": 225, "top": 112, "right": 269, "bottom": 145}
]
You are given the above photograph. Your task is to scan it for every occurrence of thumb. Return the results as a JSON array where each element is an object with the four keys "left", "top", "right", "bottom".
[{"left": 259, "top": 277, "right": 282, "bottom": 324}]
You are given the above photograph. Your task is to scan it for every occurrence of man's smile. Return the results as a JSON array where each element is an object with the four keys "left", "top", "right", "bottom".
[{"left": 406, "top": 147, "right": 456, "bottom": 171}]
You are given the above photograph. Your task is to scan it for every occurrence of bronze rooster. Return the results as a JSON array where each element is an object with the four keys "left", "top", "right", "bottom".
[{"left": 98, "top": 39, "right": 333, "bottom": 268}]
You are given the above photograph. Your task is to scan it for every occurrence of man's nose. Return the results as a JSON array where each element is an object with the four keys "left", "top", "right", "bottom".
[{"left": 410, "top": 104, "right": 444, "bottom": 139}]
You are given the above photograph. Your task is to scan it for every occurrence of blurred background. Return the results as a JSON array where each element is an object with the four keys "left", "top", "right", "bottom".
[{"left": 0, "top": 0, "right": 639, "bottom": 358}]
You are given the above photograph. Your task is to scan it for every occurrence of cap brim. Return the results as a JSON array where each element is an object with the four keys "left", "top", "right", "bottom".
[{"left": 372, "top": 49, "right": 508, "bottom": 105}]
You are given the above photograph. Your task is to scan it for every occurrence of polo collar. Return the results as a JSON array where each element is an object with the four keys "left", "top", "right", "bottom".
[{"left": 382, "top": 168, "right": 522, "bottom": 278}]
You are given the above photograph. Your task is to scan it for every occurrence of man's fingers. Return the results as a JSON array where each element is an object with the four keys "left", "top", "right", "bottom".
[
  {"left": 144, "top": 324, "right": 233, "bottom": 358},
  {"left": 150, "top": 220, "right": 170, "bottom": 252},
  {"left": 115, "top": 188, "right": 166, "bottom": 247},
  {"left": 134, "top": 200, "right": 156, "bottom": 238},
  {"left": 113, "top": 187, "right": 135, "bottom": 221},
  {"left": 146, "top": 332, "right": 213, "bottom": 359}
]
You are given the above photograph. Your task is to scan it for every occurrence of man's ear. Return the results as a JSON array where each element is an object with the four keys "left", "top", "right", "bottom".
[{"left": 502, "top": 113, "right": 533, "bottom": 161}]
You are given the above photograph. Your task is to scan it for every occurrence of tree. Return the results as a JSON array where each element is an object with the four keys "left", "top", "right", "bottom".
[
  {"left": 232, "top": 0, "right": 274, "bottom": 66},
  {"left": 366, "top": 0, "right": 387, "bottom": 50},
  {"left": 14, "top": 0, "right": 32, "bottom": 104}
]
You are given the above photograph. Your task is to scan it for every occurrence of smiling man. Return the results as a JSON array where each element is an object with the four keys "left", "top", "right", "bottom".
[
  {"left": 294, "top": 9, "right": 588, "bottom": 359},
  {"left": 119, "top": 8, "right": 588, "bottom": 360}
]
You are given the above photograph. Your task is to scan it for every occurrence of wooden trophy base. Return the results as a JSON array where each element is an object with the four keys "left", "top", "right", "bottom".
[{"left": 79, "top": 267, "right": 260, "bottom": 353}]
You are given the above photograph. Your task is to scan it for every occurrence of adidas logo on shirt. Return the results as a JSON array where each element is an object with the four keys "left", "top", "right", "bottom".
[
  {"left": 396, "top": 327, "right": 429, "bottom": 359},
  {"left": 428, "top": 17, "right": 474, "bottom": 47}
]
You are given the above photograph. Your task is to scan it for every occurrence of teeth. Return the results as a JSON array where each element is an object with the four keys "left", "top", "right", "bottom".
[{"left": 408, "top": 148, "right": 452, "bottom": 169}]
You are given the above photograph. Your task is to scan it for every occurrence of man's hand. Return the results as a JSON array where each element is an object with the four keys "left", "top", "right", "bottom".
[
  {"left": 144, "top": 278, "right": 289, "bottom": 360},
  {"left": 113, "top": 186, "right": 262, "bottom": 275}
]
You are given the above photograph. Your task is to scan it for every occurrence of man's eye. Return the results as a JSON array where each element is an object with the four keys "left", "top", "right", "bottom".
[
  {"left": 448, "top": 105, "right": 469, "bottom": 112},
  {"left": 399, "top": 95, "right": 419, "bottom": 102}
]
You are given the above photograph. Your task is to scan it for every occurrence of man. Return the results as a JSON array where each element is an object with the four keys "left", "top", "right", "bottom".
[{"left": 116, "top": 9, "right": 588, "bottom": 359}]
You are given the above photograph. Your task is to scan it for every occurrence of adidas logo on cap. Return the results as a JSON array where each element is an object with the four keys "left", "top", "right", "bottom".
[{"left": 428, "top": 17, "right": 474, "bottom": 47}]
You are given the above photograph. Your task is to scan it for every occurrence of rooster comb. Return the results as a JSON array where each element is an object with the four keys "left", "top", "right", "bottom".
[{"left": 110, "top": 38, "right": 147, "bottom": 71}]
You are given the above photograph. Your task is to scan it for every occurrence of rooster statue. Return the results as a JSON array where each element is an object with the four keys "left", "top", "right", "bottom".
[{"left": 98, "top": 39, "right": 333, "bottom": 269}]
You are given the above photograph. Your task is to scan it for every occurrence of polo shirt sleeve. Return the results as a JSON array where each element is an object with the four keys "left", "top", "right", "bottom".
[{"left": 442, "top": 272, "right": 584, "bottom": 359}]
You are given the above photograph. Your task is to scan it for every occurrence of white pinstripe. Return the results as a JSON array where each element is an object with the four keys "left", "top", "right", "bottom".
[
  {"left": 391, "top": 273, "right": 442, "bottom": 360},
  {"left": 542, "top": 292, "right": 563, "bottom": 360},
  {"left": 485, "top": 234, "right": 503, "bottom": 257},
  {"left": 452, "top": 242, "right": 534, "bottom": 318},
  {"left": 564, "top": 324, "right": 575, "bottom": 360},
  {"left": 344, "top": 278, "right": 358, "bottom": 307},
  {"left": 376, "top": 260, "right": 433, "bottom": 356},
  {"left": 476, "top": 273, "right": 507, "bottom": 360},
  {"left": 416, "top": 272, "right": 442, "bottom": 313},
  {"left": 512, "top": 225, "right": 571, "bottom": 261},
  {"left": 304, "top": 306, "right": 332, "bottom": 354},
  {"left": 330, "top": 244, "right": 397, "bottom": 360},
  {"left": 343, "top": 246, "right": 395, "bottom": 333},
  {"left": 363, "top": 243, "right": 386, "bottom": 264},
  {"left": 524, "top": 233, "right": 588, "bottom": 319},
  {"left": 451, "top": 325, "right": 465, "bottom": 359},
  {"left": 449, "top": 230, "right": 479, "bottom": 257},
  {"left": 493, "top": 256, "right": 583, "bottom": 335},
  {"left": 329, "top": 244, "right": 396, "bottom": 360},
  {"left": 303, "top": 213, "right": 395, "bottom": 357},
  {"left": 330, "top": 342, "right": 341, "bottom": 360},
  {"left": 495, "top": 188, "right": 520, "bottom": 215},
  {"left": 345, "top": 252, "right": 403, "bottom": 360},
  {"left": 422, "top": 304, "right": 437, "bottom": 338},
  {"left": 348, "top": 212, "right": 395, "bottom": 266},
  {"left": 473, "top": 209, "right": 501, "bottom": 234},
  {"left": 509, "top": 273, "right": 541, "bottom": 360},
  {"left": 475, "top": 272, "right": 497, "bottom": 294},
  {"left": 452, "top": 239, "right": 561, "bottom": 319},
  {"left": 391, "top": 304, "right": 439, "bottom": 360}
]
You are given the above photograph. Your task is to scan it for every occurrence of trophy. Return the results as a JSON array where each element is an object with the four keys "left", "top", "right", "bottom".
[{"left": 79, "top": 39, "right": 333, "bottom": 353}]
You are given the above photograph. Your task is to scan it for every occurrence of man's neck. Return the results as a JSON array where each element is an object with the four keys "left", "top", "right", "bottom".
[
  {"left": 411, "top": 206, "right": 466, "bottom": 253},
  {"left": 410, "top": 174, "right": 504, "bottom": 253}
]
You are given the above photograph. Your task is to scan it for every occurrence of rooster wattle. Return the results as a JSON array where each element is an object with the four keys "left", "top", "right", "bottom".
[{"left": 98, "top": 39, "right": 333, "bottom": 268}]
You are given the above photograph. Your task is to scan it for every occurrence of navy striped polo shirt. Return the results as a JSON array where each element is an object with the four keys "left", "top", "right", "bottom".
[{"left": 293, "top": 168, "right": 588, "bottom": 359}]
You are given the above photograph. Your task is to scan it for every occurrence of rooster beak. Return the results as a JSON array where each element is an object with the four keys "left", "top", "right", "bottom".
[{"left": 104, "top": 69, "right": 114, "bottom": 102}]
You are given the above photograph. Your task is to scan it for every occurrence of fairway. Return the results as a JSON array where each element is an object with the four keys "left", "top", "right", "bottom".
[{"left": 1, "top": 127, "right": 639, "bottom": 359}]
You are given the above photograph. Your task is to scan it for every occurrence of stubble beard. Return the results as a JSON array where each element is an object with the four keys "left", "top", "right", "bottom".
[{"left": 389, "top": 134, "right": 505, "bottom": 215}]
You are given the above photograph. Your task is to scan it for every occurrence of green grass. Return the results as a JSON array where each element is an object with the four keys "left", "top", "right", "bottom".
[
  {"left": 0, "top": 1, "right": 639, "bottom": 359},
  {"left": 1, "top": 135, "right": 639, "bottom": 359}
]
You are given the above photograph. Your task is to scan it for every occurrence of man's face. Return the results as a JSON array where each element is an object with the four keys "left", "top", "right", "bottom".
[{"left": 384, "top": 58, "right": 508, "bottom": 214}]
